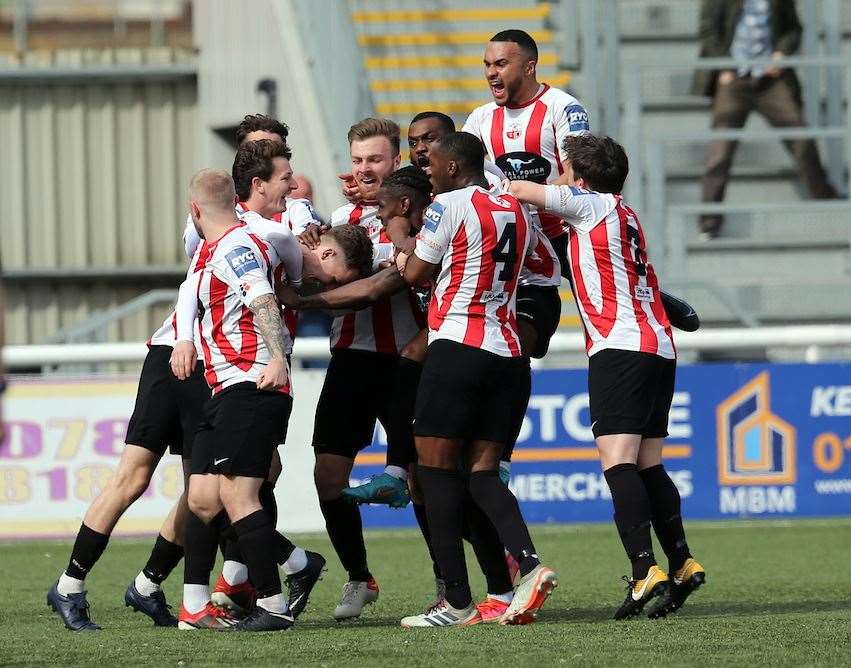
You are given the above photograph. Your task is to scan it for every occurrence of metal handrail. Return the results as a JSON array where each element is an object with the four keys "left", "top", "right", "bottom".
[{"left": 6, "top": 325, "right": 851, "bottom": 370}]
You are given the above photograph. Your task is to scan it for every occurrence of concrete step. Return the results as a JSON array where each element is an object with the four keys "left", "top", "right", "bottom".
[
  {"left": 684, "top": 242, "right": 850, "bottom": 281},
  {"left": 668, "top": 277, "right": 851, "bottom": 324},
  {"left": 666, "top": 177, "right": 805, "bottom": 206}
]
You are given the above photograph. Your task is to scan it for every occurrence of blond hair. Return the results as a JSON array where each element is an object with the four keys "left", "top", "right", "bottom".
[
  {"left": 189, "top": 168, "right": 236, "bottom": 213},
  {"left": 347, "top": 117, "right": 401, "bottom": 155}
]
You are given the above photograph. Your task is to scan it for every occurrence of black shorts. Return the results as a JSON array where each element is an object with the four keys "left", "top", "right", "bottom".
[
  {"left": 516, "top": 285, "right": 561, "bottom": 358},
  {"left": 312, "top": 349, "right": 399, "bottom": 459},
  {"left": 588, "top": 349, "right": 676, "bottom": 439},
  {"left": 414, "top": 339, "right": 530, "bottom": 444},
  {"left": 125, "top": 345, "right": 209, "bottom": 457},
  {"left": 191, "top": 382, "right": 292, "bottom": 478}
]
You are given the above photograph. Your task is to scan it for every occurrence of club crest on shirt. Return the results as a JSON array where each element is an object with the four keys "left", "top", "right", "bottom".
[
  {"left": 226, "top": 246, "right": 261, "bottom": 277},
  {"left": 506, "top": 123, "right": 523, "bottom": 140},
  {"left": 423, "top": 201, "right": 444, "bottom": 232}
]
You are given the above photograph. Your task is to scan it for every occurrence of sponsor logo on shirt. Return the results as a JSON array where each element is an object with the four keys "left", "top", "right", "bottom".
[
  {"left": 496, "top": 151, "right": 552, "bottom": 184},
  {"left": 423, "top": 201, "right": 445, "bottom": 232},
  {"left": 565, "top": 104, "right": 590, "bottom": 132},
  {"left": 481, "top": 290, "right": 508, "bottom": 303},
  {"left": 226, "top": 246, "right": 261, "bottom": 277},
  {"left": 635, "top": 285, "right": 654, "bottom": 302}
]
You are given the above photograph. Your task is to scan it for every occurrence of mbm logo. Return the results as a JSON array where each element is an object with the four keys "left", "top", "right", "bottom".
[{"left": 717, "top": 372, "right": 796, "bottom": 486}]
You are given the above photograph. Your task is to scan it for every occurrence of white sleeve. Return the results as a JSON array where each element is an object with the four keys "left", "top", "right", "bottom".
[
  {"left": 286, "top": 199, "right": 320, "bottom": 236},
  {"left": 461, "top": 107, "right": 483, "bottom": 141},
  {"left": 553, "top": 97, "right": 591, "bottom": 157},
  {"left": 484, "top": 160, "right": 508, "bottom": 186},
  {"left": 372, "top": 242, "right": 395, "bottom": 272},
  {"left": 218, "top": 243, "right": 274, "bottom": 307},
  {"left": 183, "top": 215, "right": 202, "bottom": 259},
  {"left": 414, "top": 197, "right": 455, "bottom": 264},
  {"left": 174, "top": 270, "right": 200, "bottom": 342},
  {"left": 250, "top": 218, "right": 304, "bottom": 286},
  {"left": 544, "top": 185, "right": 613, "bottom": 233}
]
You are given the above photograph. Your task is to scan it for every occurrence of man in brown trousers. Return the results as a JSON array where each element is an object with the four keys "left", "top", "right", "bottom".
[{"left": 694, "top": 0, "right": 837, "bottom": 238}]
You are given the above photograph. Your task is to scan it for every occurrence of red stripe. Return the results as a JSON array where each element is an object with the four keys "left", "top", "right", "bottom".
[
  {"left": 170, "top": 311, "right": 177, "bottom": 339},
  {"left": 210, "top": 274, "right": 258, "bottom": 371},
  {"left": 196, "top": 273, "right": 218, "bottom": 388},
  {"left": 349, "top": 205, "right": 364, "bottom": 225},
  {"left": 490, "top": 106, "right": 506, "bottom": 157},
  {"left": 371, "top": 296, "right": 397, "bottom": 354},
  {"left": 616, "top": 202, "right": 657, "bottom": 354},
  {"left": 524, "top": 100, "right": 547, "bottom": 155},
  {"left": 553, "top": 123, "right": 565, "bottom": 176},
  {"left": 335, "top": 314, "right": 356, "bottom": 349},
  {"left": 428, "top": 224, "right": 468, "bottom": 332},
  {"left": 283, "top": 307, "right": 299, "bottom": 342},
  {"left": 463, "top": 197, "right": 498, "bottom": 347},
  {"left": 631, "top": 202, "right": 674, "bottom": 353},
  {"left": 523, "top": 233, "right": 555, "bottom": 279},
  {"left": 538, "top": 212, "right": 565, "bottom": 241},
  {"left": 570, "top": 218, "right": 618, "bottom": 338},
  {"left": 248, "top": 233, "right": 270, "bottom": 267}
]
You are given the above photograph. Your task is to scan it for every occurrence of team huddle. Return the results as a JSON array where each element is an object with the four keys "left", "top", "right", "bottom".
[{"left": 47, "top": 30, "right": 705, "bottom": 633}]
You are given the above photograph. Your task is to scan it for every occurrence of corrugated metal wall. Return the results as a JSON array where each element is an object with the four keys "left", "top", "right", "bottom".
[{"left": 0, "top": 51, "right": 198, "bottom": 345}]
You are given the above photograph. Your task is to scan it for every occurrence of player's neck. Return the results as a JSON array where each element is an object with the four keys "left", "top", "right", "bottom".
[
  {"left": 201, "top": 213, "right": 241, "bottom": 243},
  {"left": 243, "top": 194, "right": 276, "bottom": 219},
  {"left": 509, "top": 81, "right": 544, "bottom": 108}
]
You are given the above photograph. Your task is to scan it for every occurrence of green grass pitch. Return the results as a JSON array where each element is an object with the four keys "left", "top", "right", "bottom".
[{"left": 4, "top": 519, "right": 850, "bottom": 666}]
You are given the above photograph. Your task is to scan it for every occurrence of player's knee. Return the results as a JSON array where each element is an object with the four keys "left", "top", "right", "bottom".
[
  {"left": 313, "top": 461, "right": 347, "bottom": 500},
  {"left": 187, "top": 489, "right": 218, "bottom": 522},
  {"left": 109, "top": 465, "right": 153, "bottom": 506}
]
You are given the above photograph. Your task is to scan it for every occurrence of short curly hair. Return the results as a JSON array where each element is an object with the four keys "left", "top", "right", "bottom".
[
  {"left": 380, "top": 165, "right": 432, "bottom": 209},
  {"left": 236, "top": 114, "right": 290, "bottom": 145}
]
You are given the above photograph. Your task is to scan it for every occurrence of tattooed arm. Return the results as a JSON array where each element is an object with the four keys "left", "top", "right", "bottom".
[{"left": 249, "top": 293, "right": 289, "bottom": 390}]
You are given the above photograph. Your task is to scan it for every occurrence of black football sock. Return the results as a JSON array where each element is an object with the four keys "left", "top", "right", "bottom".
[
  {"left": 413, "top": 501, "right": 442, "bottom": 580},
  {"left": 272, "top": 530, "right": 296, "bottom": 565},
  {"left": 183, "top": 511, "right": 225, "bottom": 586},
  {"left": 319, "top": 497, "right": 371, "bottom": 582},
  {"left": 640, "top": 464, "right": 692, "bottom": 573},
  {"left": 468, "top": 470, "right": 540, "bottom": 577},
  {"left": 417, "top": 465, "right": 471, "bottom": 609},
  {"left": 65, "top": 523, "right": 110, "bottom": 580},
  {"left": 259, "top": 480, "right": 278, "bottom": 525},
  {"left": 231, "top": 510, "right": 282, "bottom": 599},
  {"left": 141, "top": 534, "right": 184, "bottom": 585},
  {"left": 604, "top": 463, "right": 657, "bottom": 580},
  {"left": 385, "top": 358, "right": 422, "bottom": 469},
  {"left": 466, "top": 500, "right": 513, "bottom": 595}
]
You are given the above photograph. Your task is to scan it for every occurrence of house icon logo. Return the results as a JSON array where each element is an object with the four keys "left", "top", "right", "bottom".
[{"left": 717, "top": 372, "right": 796, "bottom": 486}]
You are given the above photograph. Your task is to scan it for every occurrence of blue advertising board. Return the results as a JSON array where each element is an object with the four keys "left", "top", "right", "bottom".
[{"left": 351, "top": 362, "right": 851, "bottom": 527}]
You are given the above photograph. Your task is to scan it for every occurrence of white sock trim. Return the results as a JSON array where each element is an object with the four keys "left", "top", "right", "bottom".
[
  {"left": 280, "top": 547, "right": 307, "bottom": 576},
  {"left": 57, "top": 573, "right": 85, "bottom": 596},
  {"left": 134, "top": 571, "right": 160, "bottom": 597},
  {"left": 182, "top": 584, "right": 211, "bottom": 614},
  {"left": 222, "top": 560, "right": 249, "bottom": 586},
  {"left": 384, "top": 465, "right": 408, "bottom": 481},
  {"left": 256, "top": 593, "right": 289, "bottom": 615}
]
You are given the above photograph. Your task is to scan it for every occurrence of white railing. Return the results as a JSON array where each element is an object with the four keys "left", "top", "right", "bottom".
[{"left": 5, "top": 325, "right": 851, "bottom": 370}]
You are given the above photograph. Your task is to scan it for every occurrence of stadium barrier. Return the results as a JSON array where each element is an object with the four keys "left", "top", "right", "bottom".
[
  {"left": 2, "top": 328, "right": 851, "bottom": 538},
  {"left": 2, "top": 360, "right": 849, "bottom": 538}
]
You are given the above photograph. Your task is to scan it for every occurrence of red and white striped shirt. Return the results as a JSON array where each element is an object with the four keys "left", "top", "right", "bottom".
[
  {"left": 195, "top": 223, "right": 292, "bottom": 394},
  {"left": 148, "top": 241, "right": 212, "bottom": 348},
  {"left": 415, "top": 185, "right": 534, "bottom": 357},
  {"left": 463, "top": 84, "right": 590, "bottom": 241},
  {"left": 487, "top": 178, "right": 561, "bottom": 288},
  {"left": 544, "top": 185, "right": 675, "bottom": 359},
  {"left": 329, "top": 202, "right": 425, "bottom": 354}
]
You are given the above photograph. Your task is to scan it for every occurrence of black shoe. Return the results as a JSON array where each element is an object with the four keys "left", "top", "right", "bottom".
[
  {"left": 285, "top": 551, "right": 326, "bottom": 619},
  {"left": 613, "top": 566, "right": 669, "bottom": 620},
  {"left": 220, "top": 605, "right": 294, "bottom": 632},
  {"left": 124, "top": 582, "right": 178, "bottom": 627},
  {"left": 47, "top": 583, "right": 101, "bottom": 631},
  {"left": 647, "top": 559, "right": 706, "bottom": 619}
]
